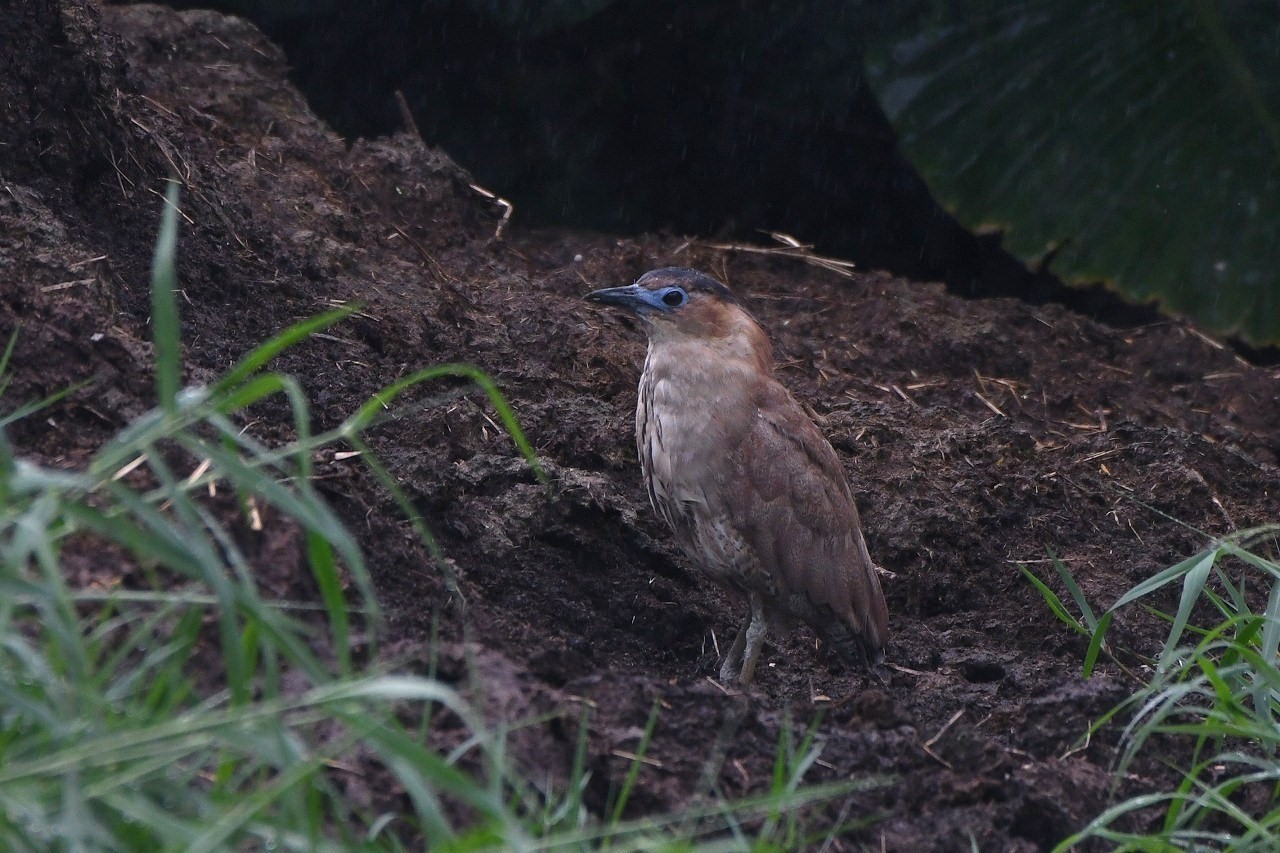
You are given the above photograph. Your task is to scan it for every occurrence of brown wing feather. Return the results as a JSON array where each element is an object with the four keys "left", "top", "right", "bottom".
[{"left": 728, "top": 379, "right": 889, "bottom": 660}]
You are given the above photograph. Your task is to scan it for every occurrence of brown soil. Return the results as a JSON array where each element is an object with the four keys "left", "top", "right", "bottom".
[{"left": 5, "top": 3, "right": 1280, "bottom": 850}]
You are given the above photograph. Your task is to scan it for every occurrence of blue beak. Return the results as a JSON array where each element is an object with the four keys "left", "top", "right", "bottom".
[{"left": 586, "top": 284, "right": 655, "bottom": 314}]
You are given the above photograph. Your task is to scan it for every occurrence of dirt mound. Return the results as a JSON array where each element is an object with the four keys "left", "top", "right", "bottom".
[{"left": 4, "top": 3, "right": 1279, "bottom": 849}]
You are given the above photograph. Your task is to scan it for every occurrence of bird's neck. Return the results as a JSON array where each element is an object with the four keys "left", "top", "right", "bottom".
[{"left": 645, "top": 315, "right": 774, "bottom": 382}]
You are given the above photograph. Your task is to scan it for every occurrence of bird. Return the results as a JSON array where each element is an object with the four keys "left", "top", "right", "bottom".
[{"left": 587, "top": 267, "right": 889, "bottom": 685}]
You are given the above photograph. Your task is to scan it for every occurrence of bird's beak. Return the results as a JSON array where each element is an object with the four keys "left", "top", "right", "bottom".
[{"left": 586, "top": 284, "right": 651, "bottom": 314}]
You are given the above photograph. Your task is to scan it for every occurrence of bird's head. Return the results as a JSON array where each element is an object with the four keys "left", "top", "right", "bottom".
[{"left": 586, "top": 268, "right": 757, "bottom": 344}]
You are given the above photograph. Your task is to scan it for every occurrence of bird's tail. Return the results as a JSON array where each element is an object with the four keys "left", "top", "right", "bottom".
[{"left": 823, "top": 618, "right": 886, "bottom": 668}]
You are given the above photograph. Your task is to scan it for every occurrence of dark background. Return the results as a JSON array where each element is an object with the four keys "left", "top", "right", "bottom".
[{"left": 128, "top": 0, "right": 1165, "bottom": 323}]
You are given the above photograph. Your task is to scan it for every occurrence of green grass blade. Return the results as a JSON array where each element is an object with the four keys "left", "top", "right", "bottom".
[
  {"left": 0, "top": 380, "right": 92, "bottom": 429},
  {"left": 62, "top": 500, "right": 202, "bottom": 582},
  {"left": 1082, "top": 611, "right": 1112, "bottom": 679},
  {"left": 305, "top": 532, "right": 351, "bottom": 674},
  {"left": 344, "top": 434, "right": 454, "bottom": 601},
  {"left": 1257, "top": 581, "right": 1280, "bottom": 732},
  {"left": 211, "top": 372, "right": 299, "bottom": 418},
  {"left": 0, "top": 326, "right": 19, "bottom": 383},
  {"left": 1221, "top": 540, "right": 1280, "bottom": 582},
  {"left": 1017, "top": 564, "right": 1088, "bottom": 637},
  {"left": 150, "top": 180, "right": 183, "bottom": 414},
  {"left": 212, "top": 309, "right": 354, "bottom": 397},
  {"left": 342, "top": 364, "right": 546, "bottom": 484},
  {"left": 186, "top": 751, "right": 331, "bottom": 853},
  {"left": 1213, "top": 563, "right": 1250, "bottom": 614},
  {"left": 174, "top": 432, "right": 376, "bottom": 626},
  {"left": 1158, "top": 549, "right": 1220, "bottom": 671},
  {"left": 1110, "top": 547, "right": 1221, "bottom": 612},
  {"left": 1050, "top": 549, "right": 1097, "bottom": 630},
  {"left": 609, "top": 699, "right": 662, "bottom": 828},
  {"left": 142, "top": 450, "right": 255, "bottom": 705}
]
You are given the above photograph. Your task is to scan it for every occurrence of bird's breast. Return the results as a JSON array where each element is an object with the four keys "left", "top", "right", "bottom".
[
  {"left": 636, "top": 345, "right": 765, "bottom": 582},
  {"left": 637, "top": 356, "right": 756, "bottom": 490}
]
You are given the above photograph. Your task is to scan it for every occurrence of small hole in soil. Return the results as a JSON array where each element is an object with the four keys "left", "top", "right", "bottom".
[{"left": 962, "top": 660, "right": 1006, "bottom": 683}]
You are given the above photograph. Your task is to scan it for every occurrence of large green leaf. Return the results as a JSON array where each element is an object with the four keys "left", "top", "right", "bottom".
[{"left": 859, "top": 0, "right": 1280, "bottom": 343}]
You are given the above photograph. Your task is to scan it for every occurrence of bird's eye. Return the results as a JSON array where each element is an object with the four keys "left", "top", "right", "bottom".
[{"left": 661, "top": 288, "right": 687, "bottom": 307}]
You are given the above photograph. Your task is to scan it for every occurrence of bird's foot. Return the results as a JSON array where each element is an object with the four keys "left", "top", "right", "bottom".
[
  {"left": 737, "top": 598, "right": 768, "bottom": 686},
  {"left": 718, "top": 612, "right": 752, "bottom": 684},
  {"left": 718, "top": 658, "right": 743, "bottom": 683}
]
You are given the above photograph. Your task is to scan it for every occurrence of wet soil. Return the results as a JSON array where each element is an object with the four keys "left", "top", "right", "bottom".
[{"left": 4, "top": 3, "right": 1280, "bottom": 850}]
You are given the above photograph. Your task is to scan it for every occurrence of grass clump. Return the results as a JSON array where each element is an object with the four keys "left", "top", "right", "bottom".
[
  {"left": 0, "top": 182, "right": 871, "bottom": 850},
  {"left": 1024, "top": 525, "right": 1280, "bottom": 850}
]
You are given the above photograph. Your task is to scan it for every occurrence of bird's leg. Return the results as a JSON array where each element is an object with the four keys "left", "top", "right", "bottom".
[
  {"left": 719, "top": 611, "right": 752, "bottom": 682},
  {"left": 737, "top": 594, "right": 768, "bottom": 686}
]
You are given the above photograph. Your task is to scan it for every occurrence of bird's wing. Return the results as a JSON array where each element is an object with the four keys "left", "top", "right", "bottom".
[{"left": 726, "top": 380, "right": 889, "bottom": 654}]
